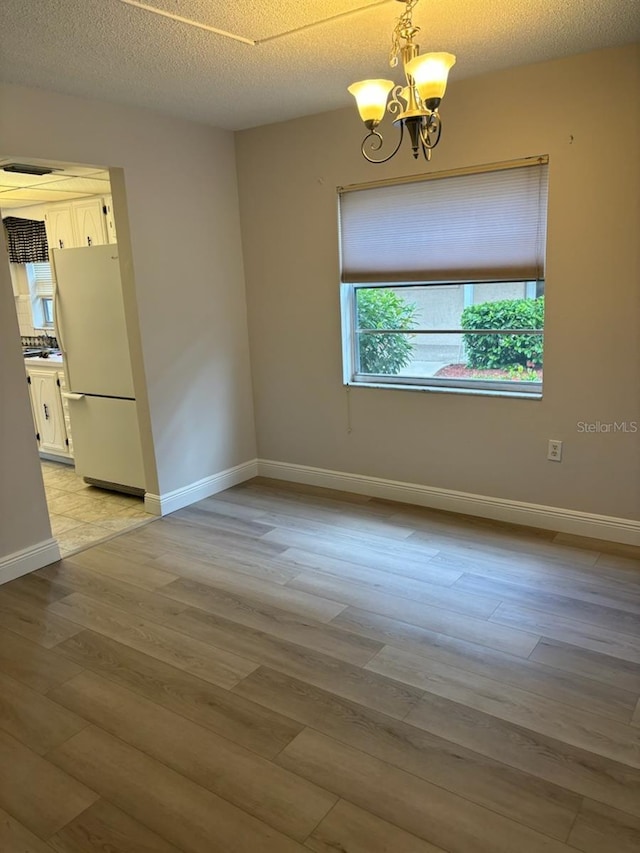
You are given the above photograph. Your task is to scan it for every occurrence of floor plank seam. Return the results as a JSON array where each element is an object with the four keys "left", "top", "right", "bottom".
[
  {"left": 563, "top": 798, "right": 585, "bottom": 845},
  {"left": 276, "top": 722, "right": 576, "bottom": 850},
  {"left": 53, "top": 645, "right": 302, "bottom": 764},
  {"left": 46, "top": 721, "right": 318, "bottom": 847}
]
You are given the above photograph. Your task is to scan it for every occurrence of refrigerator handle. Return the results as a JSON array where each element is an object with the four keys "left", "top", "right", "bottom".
[
  {"left": 52, "top": 260, "right": 68, "bottom": 356},
  {"left": 53, "top": 282, "right": 67, "bottom": 356},
  {"left": 61, "top": 392, "right": 85, "bottom": 401}
]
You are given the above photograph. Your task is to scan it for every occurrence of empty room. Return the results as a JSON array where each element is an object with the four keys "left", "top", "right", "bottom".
[{"left": 0, "top": 1, "right": 639, "bottom": 851}]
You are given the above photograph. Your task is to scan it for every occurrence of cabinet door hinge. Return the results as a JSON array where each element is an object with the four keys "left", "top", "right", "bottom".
[
  {"left": 36, "top": 432, "right": 40, "bottom": 442},
  {"left": 65, "top": 438, "right": 69, "bottom": 446},
  {"left": 103, "top": 204, "right": 108, "bottom": 215},
  {"left": 27, "top": 375, "right": 31, "bottom": 385},
  {"left": 56, "top": 377, "right": 61, "bottom": 387}
]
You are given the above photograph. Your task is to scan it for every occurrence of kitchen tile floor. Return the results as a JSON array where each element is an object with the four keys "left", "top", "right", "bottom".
[{"left": 41, "top": 460, "right": 153, "bottom": 557}]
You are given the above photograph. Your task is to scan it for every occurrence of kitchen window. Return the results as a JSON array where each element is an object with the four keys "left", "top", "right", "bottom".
[
  {"left": 41, "top": 296, "right": 54, "bottom": 325},
  {"left": 26, "top": 261, "right": 55, "bottom": 328},
  {"left": 338, "top": 157, "right": 549, "bottom": 397}
]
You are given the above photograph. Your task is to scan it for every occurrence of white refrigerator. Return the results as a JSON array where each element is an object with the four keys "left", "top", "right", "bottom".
[{"left": 52, "top": 244, "right": 146, "bottom": 494}]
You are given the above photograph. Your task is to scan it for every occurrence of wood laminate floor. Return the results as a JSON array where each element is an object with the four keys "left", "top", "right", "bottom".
[{"left": 1, "top": 478, "right": 639, "bottom": 852}]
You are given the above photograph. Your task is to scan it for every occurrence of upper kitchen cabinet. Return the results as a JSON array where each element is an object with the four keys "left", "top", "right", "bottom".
[
  {"left": 102, "top": 195, "right": 117, "bottom": 244},
  {"left": 45, "top": 204, "right": 75, "bottom": 250},
  {"left": 73, "top": 197, "right": 108, "bottom": 247},
  {"left": 44, "top": 197, "right": 112, "bottom": 251}
]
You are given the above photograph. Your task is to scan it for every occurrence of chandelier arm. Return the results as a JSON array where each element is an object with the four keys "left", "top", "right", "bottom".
[
  {"left": 419, "top": 112, "right": 442, "bottom": 151},
  {"left": 387, "top": 85, "right": 405, "bottom": 116},
  {"left": 360, "top": 123, "right": 405, "bottom": 164}
]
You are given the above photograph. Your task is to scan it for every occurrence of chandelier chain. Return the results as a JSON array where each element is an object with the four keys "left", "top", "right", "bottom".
[{"left": 389, "top": 0, "right": 420, "bottom": 67}]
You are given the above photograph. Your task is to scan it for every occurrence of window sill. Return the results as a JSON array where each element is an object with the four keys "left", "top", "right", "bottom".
[{"left": 345, "top": 381, "right": 543, "bottom": 400}]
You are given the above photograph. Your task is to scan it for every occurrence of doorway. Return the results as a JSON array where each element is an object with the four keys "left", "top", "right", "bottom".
[{"left": 1, "top": 156, "right": 151, "bottom": 558}]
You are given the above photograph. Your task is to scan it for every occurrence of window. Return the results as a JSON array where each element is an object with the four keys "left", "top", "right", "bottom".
[
  {"left": 41, "top": 297, "right": 54, "bottom": 325},
  {"left": 26, "top": 261, "right": 55, "bottom": 329},
  {"left": 339, "top": 158, "right": 548, "bottom": 396}
]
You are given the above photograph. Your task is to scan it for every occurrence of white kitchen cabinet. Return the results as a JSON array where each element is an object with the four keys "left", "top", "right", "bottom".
[
  {"left": 103, "top": 195, "right": 117, "bottom": 244},
  {"left": 26, "top": 364, "right": 73, "bottom": 459},
  {"left": 44, "top": 205, "right": 76, "bottom": 251},
  {"left": 26, "top": 376, "right": 39, "bottom": 440},
  {"left": 44, "top": 197, "right": 112, "bottom": 251},
  {"left": 72, "top": 197, "right": 108, "bottom": 247}
]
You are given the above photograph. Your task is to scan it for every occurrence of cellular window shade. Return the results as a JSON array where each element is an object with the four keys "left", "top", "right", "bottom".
[{"left": 339, "top": 160, "right": 548, "bottom": 284}]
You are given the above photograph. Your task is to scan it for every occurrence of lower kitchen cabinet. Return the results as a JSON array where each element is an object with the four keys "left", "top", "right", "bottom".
[{"left": 26, "top": 365, "right": 73, "bottom": 459}]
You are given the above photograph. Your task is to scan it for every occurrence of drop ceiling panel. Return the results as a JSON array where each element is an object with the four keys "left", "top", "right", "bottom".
[
  {"left": 0, "top": 199, "right": 45, "bottom": 210},
  {"left": 39, "top": 177, "right": 111, "bottom": 194},
  {"left": 0, "top": 160, "right": 112, "bottom": 204},
  {"left": 0, "top": 188, "right": 93, "bottom": 202},
  {"left": 60, "top": 168, "right": 107, "bottom": 177},
  {"left": 0, "top": 157, "right": 108, "bottom": 175},
  {"left": 0, "top": 171, "right": 68, "bottom": 187}
]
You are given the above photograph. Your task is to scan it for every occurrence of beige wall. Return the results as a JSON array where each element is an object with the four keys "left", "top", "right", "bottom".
[
  {"left": 235, "top": 44, "right": 640, "bottom": 521},
  {"left": 0, "top": 82, "right": 256, "bottom": 562},
  {"left": 0, "top": 237, "right": 52, "bottom": 556}
]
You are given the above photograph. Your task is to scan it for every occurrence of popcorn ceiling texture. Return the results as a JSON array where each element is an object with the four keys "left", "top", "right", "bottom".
[{"left": 0, "top": 0, "right": 638, "bottom": 130}]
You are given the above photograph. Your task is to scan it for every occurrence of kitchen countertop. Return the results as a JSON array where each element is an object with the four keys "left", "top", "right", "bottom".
[{"left": 24, "top": 354, "right": 64, "bottom": 366}]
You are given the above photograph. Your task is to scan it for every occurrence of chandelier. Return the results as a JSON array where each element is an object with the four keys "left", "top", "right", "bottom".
[{"left": 348, "top": 0, "right": 455, "bottom": 164}]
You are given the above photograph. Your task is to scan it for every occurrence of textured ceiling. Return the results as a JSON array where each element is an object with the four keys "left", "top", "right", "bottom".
[{"left": 0, "top": 0, "right": 639, "bottom": 130}]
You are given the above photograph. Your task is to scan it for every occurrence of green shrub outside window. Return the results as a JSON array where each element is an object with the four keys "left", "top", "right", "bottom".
[
  {"left": 461, "top": 296, "right": 544, "bottom": 369},
  {"left": 356, "top": 288, "right": 418, "bottom": 374}
]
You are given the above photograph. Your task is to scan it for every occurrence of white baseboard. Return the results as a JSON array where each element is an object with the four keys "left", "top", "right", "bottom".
[
  {"left": 257, "top": 459, "right": 640, "bottom": 546},
  {"left": 38, "top": 452, "right": 73, "bottom": 465},
  {"left": 144, "top": 459, "right": 259, "bottom": 516},
  {"left": 0, "top": 538, "right": 61, "bottom": 586}
]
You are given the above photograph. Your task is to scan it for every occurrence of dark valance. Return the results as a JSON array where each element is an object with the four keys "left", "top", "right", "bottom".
[{"left": 2, "top": 217, "right": 49, "bottom": 263}]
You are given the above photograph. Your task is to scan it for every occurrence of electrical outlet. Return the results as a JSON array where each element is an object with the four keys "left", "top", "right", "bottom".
[{"left": 547, "top": 439, "right": 563, "bottom": 462}]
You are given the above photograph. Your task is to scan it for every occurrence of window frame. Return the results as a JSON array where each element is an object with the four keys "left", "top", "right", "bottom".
[
  {"left": 40, "top": 297, "right": 54, "bottom": 326},
  {"left": 341, "top": 281, "right": 544, "bottom": 398}
]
